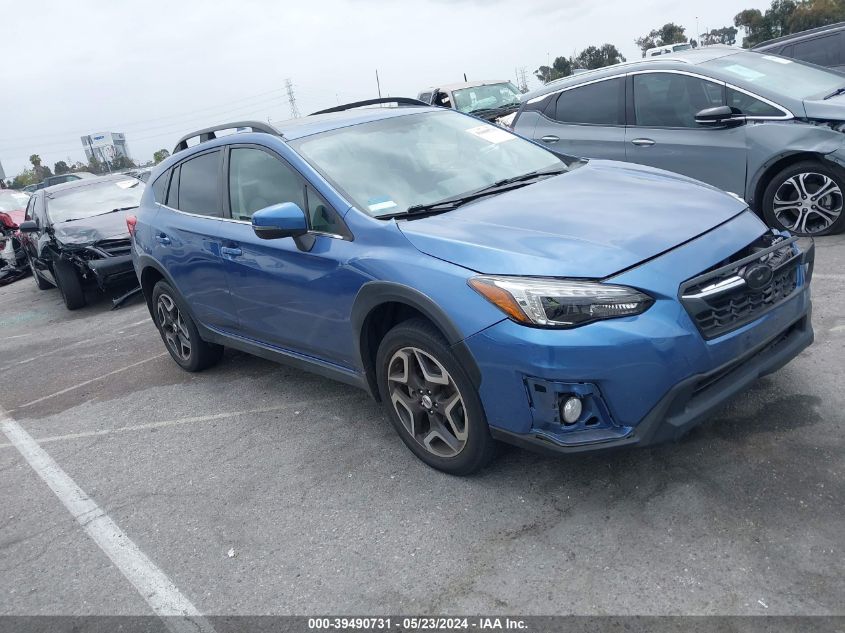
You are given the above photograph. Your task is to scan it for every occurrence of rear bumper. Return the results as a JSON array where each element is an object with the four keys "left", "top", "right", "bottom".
[
  {"left": 489, "top": 310, "right": 813, "bottom": 455},
  {"left": 85, "top": 255, "right": 136, "bottom": 288}
]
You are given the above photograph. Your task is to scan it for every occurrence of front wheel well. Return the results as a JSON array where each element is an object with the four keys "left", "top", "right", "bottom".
[
  {"left": 751, "top": 152, "right": 830, "bottom": 213},
  {"left": 359, "top": 302, "right": 443, "bottom": 401}
]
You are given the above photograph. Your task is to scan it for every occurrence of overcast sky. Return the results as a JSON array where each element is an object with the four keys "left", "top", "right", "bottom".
[{"left": 0, "top": 0, "right": 769, "bottom": 178}]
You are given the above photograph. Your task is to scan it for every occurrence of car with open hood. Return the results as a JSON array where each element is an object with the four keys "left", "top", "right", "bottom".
[
  {"left": 510, "top": 46, "right": 845, "bottom": 236},
  {"left": 131, "top": 104, "right": 813, "bottom": 474},
  {"left": 19, "top": 174, "right": 143, "bottom": 309},
  {"left": 418, "top": 80, "right": 522, "bottom": 124}
]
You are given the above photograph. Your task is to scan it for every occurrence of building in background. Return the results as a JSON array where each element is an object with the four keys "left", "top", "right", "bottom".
[{"left": 80, "top": 132, "right": 131, "bottom": 163}]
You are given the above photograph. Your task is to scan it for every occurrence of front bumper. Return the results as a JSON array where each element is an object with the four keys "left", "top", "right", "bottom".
[
  {"left": 489, "top": 311, "right": 812, "bottom": 455},
  {"left": 84, "top": 255, "right": 136, "bottom": 289}
]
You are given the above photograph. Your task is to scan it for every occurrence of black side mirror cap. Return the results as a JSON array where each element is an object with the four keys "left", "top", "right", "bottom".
[
  {"left": 18, "top": 220, "right": 38, "bottom": 233},
  {"left": 695, "top": 105, "right": 745, "bottom": 127}
]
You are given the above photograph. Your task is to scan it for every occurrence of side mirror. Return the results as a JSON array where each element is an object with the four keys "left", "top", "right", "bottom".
[
  {"left": 18, "top": 220, "right": 38, "bottom": 233},
  {"left": 251, "top": 203, "right": 308, "bottom": 240},
  {"left": 695, "top": 105, "right": 745, "bottom": 127}
]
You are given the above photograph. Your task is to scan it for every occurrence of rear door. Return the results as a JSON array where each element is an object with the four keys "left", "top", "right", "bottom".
[
  {"left": 530, "top": 76, "right": 627, "bottom": 160},
  {"left": 214, "top": 144, "right": 359, "bottom": 369},
  {"left": 625, "top": 71, "right": 748, "bottom": 196},
  {"left": 23, "top": 194, "right": 55, "bottom": 284},
  {"left": 154, "top": 149, "right": 237, "bottom": 331}
]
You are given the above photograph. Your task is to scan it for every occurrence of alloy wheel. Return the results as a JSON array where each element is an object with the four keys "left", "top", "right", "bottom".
[
  {"left": 773, "top": 172, "right": 842, "bottom": 235},
  {"left": 156, "top": 293, "right": 192, "bottom": 361},
  {"left": 387, "top": 346, "right": 468, "bottom": 458}
]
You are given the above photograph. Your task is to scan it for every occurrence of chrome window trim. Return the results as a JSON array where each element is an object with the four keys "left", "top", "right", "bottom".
[
  {"left": 157, "top": 203, "right": 347, "bottom": 240},
  {"left": 527, "top": 74, "right": 625, "bottom": 104},
  {"left": 528, "top": 68, "right": 795, "bottom": 120},
  {"left": 628, "top": 69, "right": 795, "bottom": 120}
]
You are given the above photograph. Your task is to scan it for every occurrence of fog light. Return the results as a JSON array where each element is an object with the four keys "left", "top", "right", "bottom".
[{"left": 561, "top": 396, "right": 582, "bottom": 424}]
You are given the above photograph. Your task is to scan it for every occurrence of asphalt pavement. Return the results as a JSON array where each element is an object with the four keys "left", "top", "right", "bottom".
[{"left": 0, "top": 235, "right": 843, "bottom": 617}]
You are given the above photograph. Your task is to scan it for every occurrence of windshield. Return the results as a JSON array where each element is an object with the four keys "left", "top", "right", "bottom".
[
  {"left": 0, "top": 191, "right": 30, "bottom": 211},
  {"left": 291, "top": 110, "right": 564, "bottom": 217},
  {"left": 46, "top": 179, "right": 144, "bottom": 223},
  {"left": 451, "top": 82, "right": 521, "bottom": 113},
  {"left": 703, "top": 51, "right": 845, "bottom": 99},
  {"left": 672, "top": 43, "right": 691, "bottom": 52}
]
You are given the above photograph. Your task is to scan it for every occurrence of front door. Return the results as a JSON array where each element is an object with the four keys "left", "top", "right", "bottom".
[
  {"left": 625, "top": 72, "right": 748, "bottom": 197},
  {"left": 217, "top": 145, "right": 359, "bottom": 369}
]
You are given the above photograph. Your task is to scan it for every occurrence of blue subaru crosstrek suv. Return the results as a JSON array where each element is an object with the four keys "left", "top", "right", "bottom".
[{"left": 130, "top": 99, "right": 814, "bottom": 474}]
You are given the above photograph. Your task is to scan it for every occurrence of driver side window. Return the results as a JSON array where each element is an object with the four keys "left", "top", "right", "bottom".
[
  {"left": 228, "top": 148, "right": 305, "bottom": 221},
  {"left": 633, "top": 73, "right": 725, "bottom": 128}
]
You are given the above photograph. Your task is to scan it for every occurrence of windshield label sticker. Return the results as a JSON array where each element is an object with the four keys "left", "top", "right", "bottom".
[
  {"left": 762, "top": 55, "right": 792, "bottom": 64},
  {"left": 116, "top": 180, "right": 139, "bottom": 189},
  {"left": 367, "top": 197, "right": 398, "bottom": 213},
  {"left": 722, "top": 64, "right": 765, "bottom": 81},
  {"left": 465, "top": 125, "right": 515, "bottom": 144}
]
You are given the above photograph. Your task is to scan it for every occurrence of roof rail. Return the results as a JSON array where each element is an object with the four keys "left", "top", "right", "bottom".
[
  {"left": 173, "top": 121, "right": 281, "bottom": 154},
  {"left": 310, "top": 97, "right": 428, "bottom": 116},
  {"left": 753, "top": 21, "right": 845, "bottom": 48}
]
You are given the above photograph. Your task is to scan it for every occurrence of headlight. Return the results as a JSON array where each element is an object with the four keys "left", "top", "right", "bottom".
[{"left": 468, "top": 275, "right": 654, "bottom": 328}]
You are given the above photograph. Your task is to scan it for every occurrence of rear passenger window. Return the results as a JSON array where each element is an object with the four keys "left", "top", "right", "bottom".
[
  {"left": 793, "top": 34, "right": 840, "bottom": 67},
  {"left": 727, "top": 88, "right": 784, "bottom": 117},
  {"left": 228, "top": 147, "right": 305, "bottom": 221},
  {"left": 152, "top": 171, "right": 169, "bottom": 203},
  {"left": 551, "top": 78, "right": 623, "bottom": 125},
  {"left": 177, "top": 151, "right": 222, "bottom": 217}
]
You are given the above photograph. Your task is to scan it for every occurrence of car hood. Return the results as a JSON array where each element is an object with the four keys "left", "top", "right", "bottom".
[
  {"left": 396, "top": 160, "right": 748, "bottom": 278},
  {"left": 803, "top": 94, "right": 845, "bottom": 120},
  {"left": 53, "top": 211, "right": 130, "bottom": 246}
]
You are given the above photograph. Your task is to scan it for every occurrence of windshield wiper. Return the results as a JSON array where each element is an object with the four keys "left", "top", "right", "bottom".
[
  {"left": 379, "top": 168, "right": 567, "bottom": 220},
  {"left": 62, "top": 206, "right": 139, "bottom": 223},
  {"left": 823, "top": 86, "right": 845, "bottom": 100}
]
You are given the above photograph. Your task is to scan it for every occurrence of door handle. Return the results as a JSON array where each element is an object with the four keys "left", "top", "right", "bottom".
[
  {"left": 540, "top": 135, "right": 560, "bottom": 143},
  {"left": 631, "top": 138, "right": 656, "bottom": 147},
  {"left": 220, "top": 246, "right": 242, "bottom": 258},
  {"left": 155, "top": 233, "right": 171, "bottom": 245}
]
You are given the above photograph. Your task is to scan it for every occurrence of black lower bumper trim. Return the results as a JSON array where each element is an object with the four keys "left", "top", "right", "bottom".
[
  {"left": 85, "top": 255, "right": 136, "bottom": 288},
  {"left": 490, "top": 310, "right": 813, "bottom": 456}
]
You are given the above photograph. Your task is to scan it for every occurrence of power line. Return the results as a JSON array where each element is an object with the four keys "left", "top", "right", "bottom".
[{"left": 285, "top": 79, "right": 300, "bottom": 118}]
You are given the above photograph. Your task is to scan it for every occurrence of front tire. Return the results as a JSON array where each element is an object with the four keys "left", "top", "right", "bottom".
[
  {"left": 52, "top": 258, "right": 86, "bottom": 309},
  {"left": 152, "top": 280, "right": 223, "bottom": 372},
  {"left": 762, "top": 161, "right": 845, "bottom": 236},
  {"left": 376, "top": 318, "right": 495, "bottom": 475}
]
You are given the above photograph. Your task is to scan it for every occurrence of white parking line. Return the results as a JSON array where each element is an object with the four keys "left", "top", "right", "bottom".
[
  {"left": 0, "top": 396, "right": 358, "bottom": 450},
  {"left": 0, "top": 411, "right": 215, "bottom": 633},
  {"left": 13, "top": 353, "right": 167, "bottom": 410}
]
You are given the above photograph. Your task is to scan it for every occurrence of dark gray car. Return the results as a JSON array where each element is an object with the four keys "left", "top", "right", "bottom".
[{"left": 512, "top": 46, "right": 845, "bottom": 235}]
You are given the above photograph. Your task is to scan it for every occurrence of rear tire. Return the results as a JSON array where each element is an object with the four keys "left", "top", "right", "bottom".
[
  {"left": 376, "top": 318, "right": 495, "bottom": 475},
  {"left": 152, "top": 280, "right": 223, "bottom": 372},
  {"left": 52, "top": 258, "right": 86, "bottom": 309},
  {"left": 762, "top": 160, "right": 845, "bottom": 235}
]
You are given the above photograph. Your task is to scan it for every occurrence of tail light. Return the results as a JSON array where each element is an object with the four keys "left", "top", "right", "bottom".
[{"left": 126, "top": 214, "right": 137, "bottom": 238}]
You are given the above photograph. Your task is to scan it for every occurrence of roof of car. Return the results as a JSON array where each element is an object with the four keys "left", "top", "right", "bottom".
[
  {"left": 41, "top": 173, "right": 142, "bottom": 196},
  {"left": 520, "top": 46, "right": 741, "bottom": 101},
  {"left": 753, "top": 22, "right": 845, "bottom": 50}
]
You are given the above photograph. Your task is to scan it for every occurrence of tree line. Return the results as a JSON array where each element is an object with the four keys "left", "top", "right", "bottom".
[{"left": 534, "top": 0, "right": 845, "bottom": 84}]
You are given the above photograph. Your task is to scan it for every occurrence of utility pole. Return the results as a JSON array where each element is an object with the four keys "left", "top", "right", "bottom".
[
  {"left": 516, "top": 66, "right": 529, "bottom": 93},
  {"left": 285, "top": 78, "right": 300, "bottom": 118}
]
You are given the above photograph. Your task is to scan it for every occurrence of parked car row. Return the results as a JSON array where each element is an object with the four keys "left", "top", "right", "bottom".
[
  {"left": 4, "top": 45, "right": 825, "bottom": 474},
  {"left": 0, "top": 189, "right": 31, "bottom": 285},
  {"left": 123, "top": 81, "right": 814, "bottom": 474}
]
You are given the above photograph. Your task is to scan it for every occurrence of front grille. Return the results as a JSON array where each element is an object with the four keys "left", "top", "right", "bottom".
[
  {"left": 680, "top": 234, "right": 802, "bottom": 340},
  {"left": 93, "top": 238, "right": 131, "bottom": 257}
]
